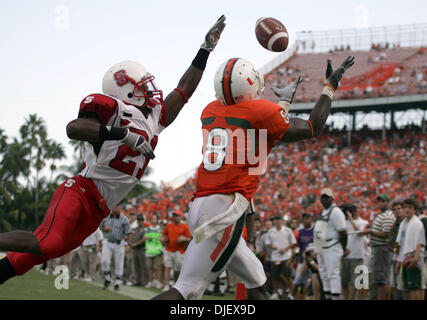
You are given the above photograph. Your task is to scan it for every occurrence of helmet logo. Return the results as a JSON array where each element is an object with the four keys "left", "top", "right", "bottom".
[
  {"left": 247, "top": 77, "right": 254, "bottom": 85},
  {"left": 114, "top": 70, "right": 129, "bottom": 86}
]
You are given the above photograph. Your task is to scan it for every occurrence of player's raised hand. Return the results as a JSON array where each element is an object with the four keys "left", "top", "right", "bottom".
[
  {"left": 201, "top": 15, "right": 226, "bottom": 52},
  {"left": 271, "top": 75, "right": 303, "bottom": 113},
  {"left": 272, "top": 75, "right": 302, "bottom": 102},
  {"left": 325, "top": 56, "right": 355, "bottom": 90},
  {"left": 122, "top": 129, "right": 155, "bottom": 160}
]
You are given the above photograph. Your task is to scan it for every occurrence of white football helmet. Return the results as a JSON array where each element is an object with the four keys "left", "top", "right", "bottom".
[
  {"left": 214, "top": 58, "right": 264, "bottom": 105},
  {"left": 102, "top": 60, "right": 163, "bottom": 108}
]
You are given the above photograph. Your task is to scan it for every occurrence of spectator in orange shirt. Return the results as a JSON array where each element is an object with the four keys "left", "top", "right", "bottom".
[{"left": 160, "top": 210, "right": 191, "bottom": 291}]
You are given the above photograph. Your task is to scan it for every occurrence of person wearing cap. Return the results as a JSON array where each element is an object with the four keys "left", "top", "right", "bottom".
[
  {"left": 292, "top": 212, "right": 314, "bottom": 300},
  {"left": 265, "top": 215, "right": 297, "bottom": 299},
  {"left": 316, "top": 188, "right": 348, "bottom": 300},
  {"left": 160, "top": 210, "right": 192, "bottom": 291},
  {"left": 300, "top": 243, "right": 322, "bottom": 300},
  {"left": 129, "top": 214, "right": 149, "bottom": 286},
  {"left": 340, "top": 202, "right": 369, "bottom": 300},
  {"left": 360, "top": 193, "right": 395, "bottom": 300}
]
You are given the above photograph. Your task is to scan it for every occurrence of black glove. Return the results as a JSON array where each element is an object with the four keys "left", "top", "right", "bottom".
[{"left": 325, "top": 56, "right": 355, "bottom": 90}]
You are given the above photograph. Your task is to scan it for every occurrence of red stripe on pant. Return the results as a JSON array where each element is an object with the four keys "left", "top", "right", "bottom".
[
  {"left": 210, "top": 225, "right": 233, "bottom": 262},
  {"left": 7, "top": 176, "right": 109, "bottom": 275}
]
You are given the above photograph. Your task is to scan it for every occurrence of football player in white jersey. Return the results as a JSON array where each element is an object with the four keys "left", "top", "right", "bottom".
[{"left": 0, "top": 15, "right": 226, "bottom": 285}]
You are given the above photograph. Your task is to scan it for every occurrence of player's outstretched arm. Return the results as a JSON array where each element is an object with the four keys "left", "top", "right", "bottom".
[
  {"left": 163, "top": 15, "right": 226, "bottom": 127},
  {"left": 281, "top": 56, "right": 355, "bottom": 142},
  {"left": 66, "top": 116, "right": 155, "bottom": 159}
]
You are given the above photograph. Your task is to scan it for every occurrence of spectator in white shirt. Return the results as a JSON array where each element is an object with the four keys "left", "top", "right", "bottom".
[
  {"left": 265, "top": 215, "right": 297, "bottom": 299},
  {"left": 340, "top": 203, "right": 369, "bottom": 300},
  {"left": 316, "top": 188, "right": 348, "bottom": 300},
  {"left": 396, "top": 198, "right": 426, "bottom": 300}
]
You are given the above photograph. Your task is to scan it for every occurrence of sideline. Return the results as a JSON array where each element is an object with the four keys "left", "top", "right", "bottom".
[{"left": 77, "top": 278, "right": 158, "bottom": 300}]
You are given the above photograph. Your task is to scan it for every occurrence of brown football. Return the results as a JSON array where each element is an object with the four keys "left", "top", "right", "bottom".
[{"left": 255, "top": 17, "right": 289, "bottom": 52}]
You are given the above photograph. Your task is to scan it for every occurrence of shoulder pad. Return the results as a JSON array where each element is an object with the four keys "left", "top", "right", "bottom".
[{"left": 79, "top": 94, "right": 118, "bottom": 125}]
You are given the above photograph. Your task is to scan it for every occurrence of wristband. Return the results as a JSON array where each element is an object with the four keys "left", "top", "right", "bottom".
[
  {"left": 278, "top": 101, "right": 291, "bottom": 113},
  {"left": 174, "top": 88, "right": 189, "bottom": 103},
  {"left": 322, "top": 84, "right": 335, "bottom": 100},
  {"left": 191, "top": 48, "right": 210, "bottom": 71},
  {"left": 99, "top": 125, "right": 127, "bottom": 141}
]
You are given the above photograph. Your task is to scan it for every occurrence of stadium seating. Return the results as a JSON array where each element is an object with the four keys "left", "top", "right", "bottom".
[
  {"left": 123, "top": 47, "right": 427, "bottom": 224},
  {"left": 261, "top": 47, "right": 427, "bottom": 103},
  {"left": 129, "top": 128, "right": 426, "bottom": 223}
]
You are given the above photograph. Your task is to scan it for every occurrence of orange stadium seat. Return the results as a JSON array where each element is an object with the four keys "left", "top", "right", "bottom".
[{"left": 261, "top": 47, "right": 427, "bottom": 102}]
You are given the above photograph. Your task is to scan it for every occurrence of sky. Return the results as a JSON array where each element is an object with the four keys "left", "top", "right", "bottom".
[{"left": 1, "top": 0, "right": 426, "bottom": 186}]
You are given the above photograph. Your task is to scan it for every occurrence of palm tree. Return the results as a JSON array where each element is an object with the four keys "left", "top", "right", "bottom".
[
  {"left": 44, "top": 140, "right": 66, "bottom": 184},
  {"left": 0, "top": 127, "right": 32, "bottom": 230},
  {"left": 19, "top": 114, "right": 50, "bottom": 226}
]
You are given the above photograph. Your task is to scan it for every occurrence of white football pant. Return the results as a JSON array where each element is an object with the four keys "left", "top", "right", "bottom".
[
  {"left": 173, "top": 194, "right": 266, "bottom": 300},
  {"left": 318, "top": 243, "right": 343, "bottom": 295}
]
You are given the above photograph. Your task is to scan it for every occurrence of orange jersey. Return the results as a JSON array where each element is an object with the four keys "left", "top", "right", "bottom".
[
  {"left": 194, "top": 99, "right": 290, "bottom": 201},
  {"left": 162, "top": 222, "right": 191, "bottom": 254}
]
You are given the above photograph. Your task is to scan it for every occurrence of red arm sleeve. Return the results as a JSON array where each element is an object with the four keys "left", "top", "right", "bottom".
[{"left": 78, "top": 94, "right": 118, "bottom": 125}]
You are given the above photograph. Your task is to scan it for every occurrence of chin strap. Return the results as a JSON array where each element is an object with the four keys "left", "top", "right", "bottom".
[{"left": 146, "top": 98, "right": 158, "bottom": 107}]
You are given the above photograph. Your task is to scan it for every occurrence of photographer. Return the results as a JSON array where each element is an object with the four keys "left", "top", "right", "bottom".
[
  {"left": 300, "top": 244, "right": 322, "bottom": 300},
  {"left": 340, "top": 202, "right": 369, "bottom": 300}
]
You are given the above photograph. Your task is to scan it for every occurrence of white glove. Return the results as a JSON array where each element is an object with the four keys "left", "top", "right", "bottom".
[
  {"left": 122, "top": 129, "right": 155, "bottom": 160},
  {"left": 271, "top": 75, "right": 303, "bottom": 113},
  {"left": 201, "top": 15, "right": 226, "bottom": 52}
]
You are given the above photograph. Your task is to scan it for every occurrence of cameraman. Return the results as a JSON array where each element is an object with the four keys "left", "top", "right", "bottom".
[
  {"left": 300, "top": 244, "right": 321, "bottom": 300},
  {"left": 340, "top": 202, "right": 369, "bottom": 300}
]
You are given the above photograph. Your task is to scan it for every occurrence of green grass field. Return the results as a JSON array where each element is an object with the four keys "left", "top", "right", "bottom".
[{"left": 0, "top": 268, "right": 235, "bottom": 300}]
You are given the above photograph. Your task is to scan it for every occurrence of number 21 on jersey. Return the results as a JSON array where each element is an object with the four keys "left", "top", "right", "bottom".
[{"left": 109, "top": 131, "right": 158, "bottom": 180}]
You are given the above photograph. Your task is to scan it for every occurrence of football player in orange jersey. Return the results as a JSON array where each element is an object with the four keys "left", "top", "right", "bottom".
[
  {"left": 0, "top": 16, "right": 226, "bottom": 286},
  {"left": 153, "top": 55, "right": 354, "bottom": 300}
]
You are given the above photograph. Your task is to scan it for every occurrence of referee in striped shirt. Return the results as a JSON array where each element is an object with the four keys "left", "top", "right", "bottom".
[{"left": 100, "top": 204, "right": 132, "bottom": 291}]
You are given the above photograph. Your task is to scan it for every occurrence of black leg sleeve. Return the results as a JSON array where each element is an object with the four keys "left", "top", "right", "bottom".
[{"left": 0, "top": 257, "right": 17, "bottom": 284}]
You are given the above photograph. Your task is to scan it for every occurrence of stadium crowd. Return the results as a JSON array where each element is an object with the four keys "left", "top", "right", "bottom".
[
  {"left": 39, "top": 127, "right": 426, "bottom": 300},
  {"left": 262, "top": 46, "right": 427, "bottom": 103}
]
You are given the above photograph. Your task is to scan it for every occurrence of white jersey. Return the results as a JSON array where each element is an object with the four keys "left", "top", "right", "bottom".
[{"left": 77, "top": 93, "right": 166, "bottom": 210}]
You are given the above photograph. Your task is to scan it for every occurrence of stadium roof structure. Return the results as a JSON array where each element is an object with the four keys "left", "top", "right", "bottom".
[{"left": 291, "top": 94, "right": 427, "bottom": 114}]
